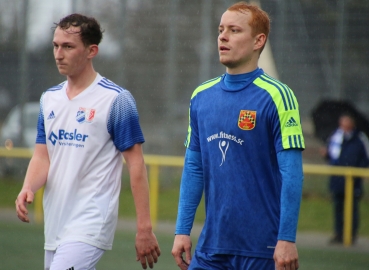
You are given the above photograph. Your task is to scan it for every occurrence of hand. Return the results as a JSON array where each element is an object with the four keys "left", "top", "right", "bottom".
[
  {"left": 273, "top": 240, "right": 299, "bottom": 270},
  {"left": 171, "top": 234, "right": 192, "bottom": 270},
  {"left": 15, "top": 189, "right": 34, "bottom": 223},
  {"left": 135, "top": 230, "right": 161, "bottom": 269}
]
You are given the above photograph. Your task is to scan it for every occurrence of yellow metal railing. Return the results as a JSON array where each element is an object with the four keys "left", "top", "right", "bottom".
[{"left": 1, "top": 147, "right": 368, "bottom": 247}]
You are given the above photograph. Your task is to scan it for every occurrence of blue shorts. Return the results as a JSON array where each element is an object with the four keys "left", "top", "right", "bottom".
[{"left": 189, "top": 250, "right": 275, "bottom": 270}]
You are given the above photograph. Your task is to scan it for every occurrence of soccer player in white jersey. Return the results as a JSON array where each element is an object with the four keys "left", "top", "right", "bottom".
[
  {"left": 172, "top": 2, "right": 304, "bottom": 270},
  {"left": 15, "top": 14, "right": 160, "bottom": 269}
]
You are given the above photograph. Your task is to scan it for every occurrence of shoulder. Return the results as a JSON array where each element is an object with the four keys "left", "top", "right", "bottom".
[
  {"left": 97, "top": 77, "right": 126, "bottom": 94},
  {"left": 252, "top": 72, "right": 298, "bottom": 112},
  {"left": 190, "top": 75, "right": 223, "bottom": 99},
  {"left": 45, "top": 81, "right": 66, "bottom": 92}
]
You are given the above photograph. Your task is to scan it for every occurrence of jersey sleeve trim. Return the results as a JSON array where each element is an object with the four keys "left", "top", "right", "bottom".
[
  {"left": 253, "top": 76, "right": 305, "bottom": 150},
  {"left": 36, "top": 93, "right": 46, "bottom": 144}
]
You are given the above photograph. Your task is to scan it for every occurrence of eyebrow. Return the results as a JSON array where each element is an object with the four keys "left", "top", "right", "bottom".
[
  {"left": 52, "top": 41, "right": 75, "bottom": 46},
  {"left": 219, "top": 24, "right": 242, "bottom": 28}
]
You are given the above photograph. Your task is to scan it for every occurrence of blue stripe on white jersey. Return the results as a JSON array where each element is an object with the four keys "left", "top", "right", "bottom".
[
  {"left": 36, "top": 93, "right": 46, "bottom": 144},
  {"left": 46, "top": 82, "right": 65, "bottom": 92},
  {"left": 98, "top": 78, "right": 124, "bottom": 93}
]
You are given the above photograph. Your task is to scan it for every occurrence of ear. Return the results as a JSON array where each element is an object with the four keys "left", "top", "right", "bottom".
[
  {"left": 254, "top": 33, "right": 266, "bottom": 51},
  {"left": 87, "top": 44, "right": 99, "bottom": 59}
]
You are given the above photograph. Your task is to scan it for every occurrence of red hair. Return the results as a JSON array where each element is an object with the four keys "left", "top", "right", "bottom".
[{"left": 228, "top": 2, "right": 270, "bottom": 52}]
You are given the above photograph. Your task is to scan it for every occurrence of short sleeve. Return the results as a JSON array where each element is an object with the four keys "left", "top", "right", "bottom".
[
  {"left": 36, "top": 94, "right": 46, "bottom": 144},
  {"left": 277, "top": 108, "right": 305, "bottom": 151},
  {"left": 107, "top": 91, "right": 145, "bottom": 152}
]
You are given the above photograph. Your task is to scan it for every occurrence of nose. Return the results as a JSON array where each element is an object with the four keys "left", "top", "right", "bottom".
[
  {"left": 218, "top": 30, "right": 228, "bottom": 42},
  {"left": 54, "top": 47, "right": 63, "bottom": 60}
]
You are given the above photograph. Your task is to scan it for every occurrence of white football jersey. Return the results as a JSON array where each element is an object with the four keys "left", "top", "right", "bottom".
[{"left": 36, "top": 74, "right": 144, "bottom": 250}]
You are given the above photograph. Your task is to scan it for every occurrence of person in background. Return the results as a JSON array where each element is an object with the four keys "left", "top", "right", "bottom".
[
  {"left": 171, "top": 2, "right": 304, "bottom": 270},
  {"left": 322, "top": 113, "right": 369, "bottom": 244},
  {"left": 15, "top": 13, "right": 160, "bottom": 269}
]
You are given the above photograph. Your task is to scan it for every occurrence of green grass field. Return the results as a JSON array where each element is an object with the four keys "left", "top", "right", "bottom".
[
  {"left": 2, "top": 176, "right": 369, "bottom": 236},
  {"left": 1, "top": 221, "right": 369, "bottom": 270},
  {"left": 2, "top": 174, "right": 369, "bottom": 269}
]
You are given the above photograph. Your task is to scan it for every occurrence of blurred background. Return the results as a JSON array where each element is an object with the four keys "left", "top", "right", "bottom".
[
  {"left": 1, "top": 0, "right": 369, "bottom": 269},
  {"left": 1, "top": 0, "right": 368, "bottom": 156}
]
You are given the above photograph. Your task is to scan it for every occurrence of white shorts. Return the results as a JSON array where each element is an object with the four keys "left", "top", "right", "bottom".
[{"left": 45, "top": 241, "right": 105, "bottom": 270}]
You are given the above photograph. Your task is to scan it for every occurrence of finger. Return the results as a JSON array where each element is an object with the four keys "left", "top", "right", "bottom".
[
  {"left": 179, "top": 260, "right": 189, "bottom": 270},
  {"left": 16, "top": 210, "right": 29, "bottom": 223},
  {"left": 275, "top": 261, "right": 284, "bottom": 270},
  {"left": 155, "top": 246, "right": 161, "bottom": 257},
  {"left": 139, "top": 257, "right": 147, "bottom": 270},
  {"left": 185, "top": 250, "right": 192, "bottom": 266},
  {"left": 16, "top": 197, "right": 29, "bottom": 214},
  {"left": 173, "top": 254, "right": 185, "bottom": 269},
  {"left": 151, "top": 250, "right": 159, "bottom": 263},
  {"left": 138, "top": 251, "right": 149, "bottom": 270},
  {"left": 291, "top": 260, "right": 298, "bottom": 270},
  {"left": 15, "top": 201, "right": 29, "bottom": 223},
  {"left": 146, "top": 254, "right": 154, "bottom": 269}
]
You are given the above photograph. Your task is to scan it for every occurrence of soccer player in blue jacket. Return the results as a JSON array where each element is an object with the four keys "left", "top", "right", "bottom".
[{"left": 172, "top": 2, "right": 304, "bottom": 270}]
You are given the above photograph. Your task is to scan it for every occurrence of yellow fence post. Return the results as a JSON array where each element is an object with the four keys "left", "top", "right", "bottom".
[
  {"left": 343, "top": 173, "right": 354, "bottom": 246},
  {"left": 149, "top": 165, "right": 159, "bottom": 230},
  {"left": 34, "top": 186, "right": 44, "bottom": 224}
]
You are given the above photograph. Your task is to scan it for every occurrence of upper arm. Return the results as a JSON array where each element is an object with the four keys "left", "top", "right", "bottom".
[
  {"left": 32, "top": 143, "right": 49, "bottom": 163},
  {"left": 122, "top": 143, "right": 145, "bottom": 169},
  {"left": 108, "top": 91, "right": 145, "bottom": 152}
]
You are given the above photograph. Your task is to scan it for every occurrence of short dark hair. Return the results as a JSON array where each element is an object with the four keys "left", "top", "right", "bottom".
[{"left": 53, "top": 13, "right": 104, "bottom": 46}]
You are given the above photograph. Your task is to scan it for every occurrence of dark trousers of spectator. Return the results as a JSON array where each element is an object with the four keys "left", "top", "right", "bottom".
[{"left": 332, "top": 193, "right": 360, "bottom": 241}]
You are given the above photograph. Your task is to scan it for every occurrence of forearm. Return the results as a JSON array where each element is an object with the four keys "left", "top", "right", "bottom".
[
  {"left": 129, "top": 162, "right": 153, "bottom": 231},
  {"left": 175, "top": 149, "right": 203, "bottom": 235},
  {"left": 123, "top": 144, "right": 153, "bottom": 232},
  {"left": 277, "top": 149, "right": 304, "bottom": 242},
  {"left": 22, "top": 144, "right": 49, "bottom": 193}
]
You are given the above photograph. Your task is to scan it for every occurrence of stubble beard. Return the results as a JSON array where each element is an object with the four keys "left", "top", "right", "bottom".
[{"left": 219, "top": 56, "right": 238, "bottom": 69}]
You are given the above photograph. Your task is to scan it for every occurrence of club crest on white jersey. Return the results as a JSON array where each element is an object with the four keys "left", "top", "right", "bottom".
[{"left": 76, "top": 107, "right": 96, "bottom": 124}]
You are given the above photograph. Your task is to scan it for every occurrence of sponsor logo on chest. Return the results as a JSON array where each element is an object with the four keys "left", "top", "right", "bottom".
[{"left": 48, "top": 129, "right": 89, "bottom": 146}]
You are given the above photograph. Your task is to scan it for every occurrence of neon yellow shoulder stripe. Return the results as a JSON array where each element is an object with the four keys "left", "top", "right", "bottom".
[
  {"left": 253, "top": 76, "right": 305, "bottom": 149},
  {"left": 185, "top": 77, "right": 222, "bottom": 147},
  {"left": 190, "top": 77, "right": 222, "bottom": 99}
]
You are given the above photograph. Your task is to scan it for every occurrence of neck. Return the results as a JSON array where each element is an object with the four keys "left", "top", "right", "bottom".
[
  {"left": 226, "top": 63, "right": 258, "bottom": 75},
  {"left": 66, "top": 65, "right": 97, "bottom": 99},
  {"left": 226, "top": 58, "right": 259, "bottom": 75}
]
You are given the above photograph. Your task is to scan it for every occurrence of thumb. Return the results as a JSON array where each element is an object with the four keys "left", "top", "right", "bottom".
[
  {"left": 26, "top": 191, "right": 34, "bottom": 204},
  {"left": 135, "top": 246, "right": 139, "bottom": 261}
]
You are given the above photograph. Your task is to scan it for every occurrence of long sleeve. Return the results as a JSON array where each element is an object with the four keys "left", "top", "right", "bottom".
[
  {"left": 175, "top": 148, "right": 204, "bottom": 235},
  {"left": 277, "top": 149, "right": 304, "bottom": 242}
]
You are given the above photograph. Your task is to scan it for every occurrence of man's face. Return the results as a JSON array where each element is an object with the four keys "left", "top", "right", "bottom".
[
  {"left": 218, "top": 10, "right": 257, "bottom": 72},
  {"left": 53, "top": 26, "right": 90, "bottom": 77},
  {"left": 339, "top": 116, "right": 355, "bottom": 133}
]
